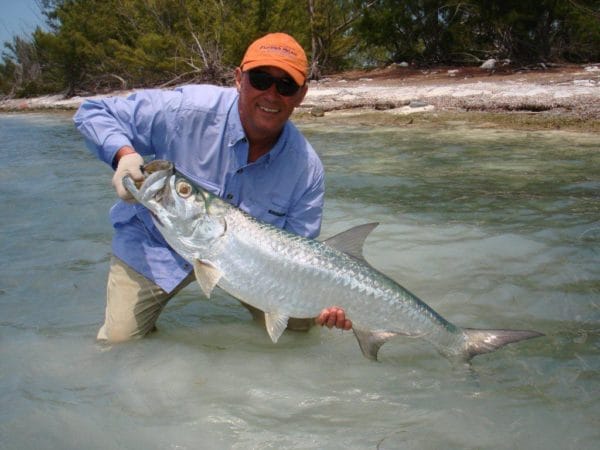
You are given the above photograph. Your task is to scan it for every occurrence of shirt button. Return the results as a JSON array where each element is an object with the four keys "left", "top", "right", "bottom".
[
  {"left": 226, "top": 193, "right": 234, "bottom": 200},
  {"left": 236, "top": 168, "right": 244, "bottom": 174}
]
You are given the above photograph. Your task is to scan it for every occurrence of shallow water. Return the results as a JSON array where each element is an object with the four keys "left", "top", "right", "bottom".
[{"left": 1, "top": 113, "right": 598, "bottom": 449}]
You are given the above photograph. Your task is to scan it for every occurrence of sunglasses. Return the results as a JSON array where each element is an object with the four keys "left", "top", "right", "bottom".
[{"left": 247, "top": 69, "right": 302, "bottom": 97}]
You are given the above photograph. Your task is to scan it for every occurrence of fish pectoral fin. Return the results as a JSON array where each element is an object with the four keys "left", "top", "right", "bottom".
[
  {"left": 353, "top": 328, "right": 399, "bottom": 361},
  {"left": 193, "top": 260, "right": 222, "bottom": 298},
  {"left": 264, "top": 311, "right": 290, "bottom": 343}
]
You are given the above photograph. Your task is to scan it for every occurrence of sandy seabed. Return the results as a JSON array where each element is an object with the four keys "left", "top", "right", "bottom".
[{"left": 2, "top": 63, "right": 599, "bottom": 131}]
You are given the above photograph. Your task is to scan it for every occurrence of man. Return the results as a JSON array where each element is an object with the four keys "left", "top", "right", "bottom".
[{"left": 74, "top": 32, "right": 351, "bottom": 343}]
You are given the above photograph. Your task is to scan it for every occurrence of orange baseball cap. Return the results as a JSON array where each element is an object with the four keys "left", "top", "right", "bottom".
[{"left": 240, "top": 33, "right": 308, "bottom": 86}]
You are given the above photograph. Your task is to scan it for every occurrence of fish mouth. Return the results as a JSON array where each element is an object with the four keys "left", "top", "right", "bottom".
[
  {"left": 123, "top": 160, "right": 174, "bottom": 203},
  {"left": 141, "top": 160, "right": 174, "bottom": 175}
]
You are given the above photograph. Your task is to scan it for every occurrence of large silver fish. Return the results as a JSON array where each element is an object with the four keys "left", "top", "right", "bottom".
[{"left": 124, "top": 160, "right": 543, "bottom": 361}]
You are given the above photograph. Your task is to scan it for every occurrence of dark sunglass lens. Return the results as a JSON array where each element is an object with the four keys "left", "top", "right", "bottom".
[
  {"left": 248, "top": 71, "right": 273, "bottom": 91},
  {"left": 275, "top": 78, "right": 299, "bottom": 96},
  {"left": 247, "top": 70, "right": 300, "bottom": 96}
]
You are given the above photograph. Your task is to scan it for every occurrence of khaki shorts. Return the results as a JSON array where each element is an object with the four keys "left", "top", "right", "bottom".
[{"left": 97, "top": 256, "right": 312, "bottom": 343}]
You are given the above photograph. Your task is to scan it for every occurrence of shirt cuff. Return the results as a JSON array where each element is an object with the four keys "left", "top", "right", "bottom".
[{"left": 103, "top": 134, "right": 134, "bottom": 167}]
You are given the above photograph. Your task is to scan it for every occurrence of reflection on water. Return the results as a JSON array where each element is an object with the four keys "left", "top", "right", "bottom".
[{"left": 1, "top": 113, "right": 598, "bottom": 449}]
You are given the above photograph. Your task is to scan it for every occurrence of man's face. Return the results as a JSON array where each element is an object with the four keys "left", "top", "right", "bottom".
[{"left": 235, "top": 66, "right": 307, "bottom": 143}]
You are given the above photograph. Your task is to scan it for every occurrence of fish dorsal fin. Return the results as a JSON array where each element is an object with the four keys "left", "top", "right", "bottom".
[
  {"left": 323, "top": 222, "right": 379, "bottom": 261},
  {"left": 193, "top": 260, "right": 222, "bottom": 298},
  {"left": 353, "top": 328, "right": 399, "bottom": 361},
  {"left": 264, "top": 311, "right": 290, "bottom": 343}
]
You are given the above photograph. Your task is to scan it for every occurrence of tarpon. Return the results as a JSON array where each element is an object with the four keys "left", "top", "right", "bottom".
[{"left": 124, "top": 160, "right": 543, "bottom": 361}]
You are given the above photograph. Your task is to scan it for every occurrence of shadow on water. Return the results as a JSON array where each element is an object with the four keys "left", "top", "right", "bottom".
[{"left": 1, "top": 114, "right": 599, "bottom": 450}]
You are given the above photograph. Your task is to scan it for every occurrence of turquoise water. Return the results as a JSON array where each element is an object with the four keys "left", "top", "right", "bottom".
[{"left": 1, "top": 113, "right": 598, "bottom": 449}]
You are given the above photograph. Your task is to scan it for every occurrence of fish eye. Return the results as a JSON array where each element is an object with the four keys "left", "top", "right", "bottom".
[{"left": 175, "top": 180, "right": 193, "bottom": 198}]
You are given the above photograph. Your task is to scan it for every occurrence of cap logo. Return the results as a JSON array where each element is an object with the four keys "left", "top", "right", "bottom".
[{"left": 259, "top": 44, "right": 298, "bottom": 58}]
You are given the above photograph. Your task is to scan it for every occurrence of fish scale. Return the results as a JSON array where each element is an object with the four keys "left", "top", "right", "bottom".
[{"left": 124, "top": 160, "right": 544, "bottom": 362}]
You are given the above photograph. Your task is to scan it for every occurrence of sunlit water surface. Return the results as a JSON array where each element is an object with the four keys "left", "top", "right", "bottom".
[{"left": 1, "top": 113, "right": 598, "bottom": 449}]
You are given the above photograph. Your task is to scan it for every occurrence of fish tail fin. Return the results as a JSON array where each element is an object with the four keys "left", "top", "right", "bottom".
[{"left": 461, "top": 328, "right": 544, "bottom": 360}]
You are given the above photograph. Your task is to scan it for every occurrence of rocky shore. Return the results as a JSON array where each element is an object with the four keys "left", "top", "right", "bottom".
[{"left": 2, "top": 63, "right": 599, "bottom": 131}]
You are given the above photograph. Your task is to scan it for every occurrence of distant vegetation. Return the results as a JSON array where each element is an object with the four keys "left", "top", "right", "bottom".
[{"left": 1, "top": 0, "right": 598, "bottom": 98}]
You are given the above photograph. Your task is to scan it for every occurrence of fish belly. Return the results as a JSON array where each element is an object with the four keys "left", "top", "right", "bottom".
[{"left": 213, "top": 228, "right": 450, "bottom": 339}]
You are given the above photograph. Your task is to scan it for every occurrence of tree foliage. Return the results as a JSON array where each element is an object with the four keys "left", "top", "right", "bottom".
[
  {"left": 354, "top": 0, "right": 600, "bottom": 64},
  {"left": 1, "top": 0, "right": 598, "bottom": 97}
]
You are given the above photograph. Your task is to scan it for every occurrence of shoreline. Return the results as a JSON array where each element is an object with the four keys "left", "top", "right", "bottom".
[{"left": 2, "top": 64, "right": 599, "bottom": 132}]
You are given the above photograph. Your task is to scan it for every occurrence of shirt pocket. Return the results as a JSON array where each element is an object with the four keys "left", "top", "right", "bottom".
[{"left": 248, "top": 195, "right": 291, "bottom": 228}]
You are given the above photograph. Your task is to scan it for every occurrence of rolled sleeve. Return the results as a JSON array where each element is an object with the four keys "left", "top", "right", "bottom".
[{"left": 73, "top": 90, "right": 181, "bottom": 166}]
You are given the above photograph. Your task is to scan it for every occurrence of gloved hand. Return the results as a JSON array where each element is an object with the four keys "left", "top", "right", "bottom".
[{"left": 112, "top": 150, "right": 144, "bottom": 202}]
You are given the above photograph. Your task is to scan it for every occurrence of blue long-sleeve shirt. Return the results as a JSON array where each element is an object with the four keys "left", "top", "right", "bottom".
[{"left": 74, "top": 85, "right": 325, "bottom": 293}]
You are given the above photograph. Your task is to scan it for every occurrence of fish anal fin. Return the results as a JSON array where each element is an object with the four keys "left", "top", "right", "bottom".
[
  {"left": 193, "top": 260, "right": 222, "bottom": 298},
  {"left": 323, "top": 223, "right": 379, "bottom": 262},
  {"left": 353, "top": 328, "right": 399, "bottom": 361},
  {"left": 264, "top": 311, "right": 290, "bottom": 343}
]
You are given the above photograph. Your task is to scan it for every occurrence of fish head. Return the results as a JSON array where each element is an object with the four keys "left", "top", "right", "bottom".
[{"left": 123, "top": 160, "right": 227, "bottom": 259}]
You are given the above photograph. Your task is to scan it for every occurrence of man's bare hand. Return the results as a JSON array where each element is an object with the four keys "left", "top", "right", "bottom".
[{"left": 315, "top": 307, "right": 352, "bottom": 330}]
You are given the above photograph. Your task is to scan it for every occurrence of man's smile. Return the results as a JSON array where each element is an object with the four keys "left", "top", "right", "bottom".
[{"left": 258, "top": 104, "right": 280, "bottom": 113}]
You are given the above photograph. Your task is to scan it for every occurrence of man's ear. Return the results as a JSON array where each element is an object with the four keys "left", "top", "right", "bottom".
[
  {"left": 294, "top": 83, "right": 309, "bottom": 107},
  {"left": 234, "top": 67, "right": 243, "bottom": 92}
]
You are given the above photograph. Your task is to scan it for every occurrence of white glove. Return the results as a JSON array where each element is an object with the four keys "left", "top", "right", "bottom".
[{"left": 112, "top": 152, "right": 144, "bottom": 202}]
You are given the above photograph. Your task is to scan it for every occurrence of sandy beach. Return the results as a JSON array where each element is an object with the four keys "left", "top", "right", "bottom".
[{"left": 2, "top": 63, "right": 599, "bottom": 131}]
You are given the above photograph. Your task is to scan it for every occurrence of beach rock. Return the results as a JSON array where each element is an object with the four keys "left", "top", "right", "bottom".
[
  {"left": 310, "top": 107, "right": 325, "bottom": 117},
  {"left": 410, "top": 100, "right": 429, "bottom": 108},
  {"left": 480, "top": 59, "right": 496, "bottom": 70},
  {"left": 374, "top": 102, "right": 396, "bottom": 110}
]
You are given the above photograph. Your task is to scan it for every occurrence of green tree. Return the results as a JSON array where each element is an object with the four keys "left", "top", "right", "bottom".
[
  {"left": 355, "top": 0, "right": 473, "bottom": 64},
  {"left": 0, "top": 35, "right": 43, "bottom": 97},
  {"left": 554, "top": 0, "right": 600, "bottom": 61},
  {"left": 307, "top": 0, "right": 378, "bottom": 78},
  {"left": 1, "top": 0, "right": 598, "bottom": 97}
]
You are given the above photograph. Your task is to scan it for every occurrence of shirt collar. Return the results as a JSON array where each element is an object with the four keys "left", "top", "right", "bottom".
[{"left": 226, "top": 96, "right": 247, "bottom": 147}]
